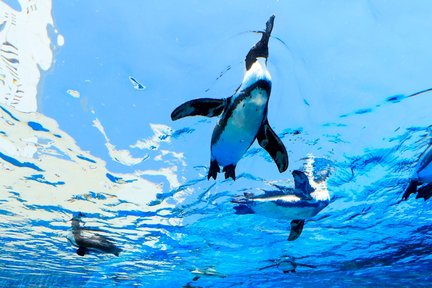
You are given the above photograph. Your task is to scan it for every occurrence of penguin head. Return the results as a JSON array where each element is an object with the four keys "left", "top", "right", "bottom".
[
  {"left": 244, "top": 15, "right": 275, "bottom": 70},
  {"left": 70, "top": 212, "right": 85, "bottom": 221},
  {"left": 70, "top": 212, "right": 85, "bottom": 230}
]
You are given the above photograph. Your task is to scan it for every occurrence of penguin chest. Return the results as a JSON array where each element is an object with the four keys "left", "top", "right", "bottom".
[
  {"left": 211, "top": 88, "right": 268, "bottom": 166},
  {"left": 252, "top": 202, "right": 311, "bottom": 220}
]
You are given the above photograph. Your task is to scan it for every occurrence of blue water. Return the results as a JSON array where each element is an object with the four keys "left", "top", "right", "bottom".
[{"left": 2, "top": 1, "right": 432, "bottom": 287}]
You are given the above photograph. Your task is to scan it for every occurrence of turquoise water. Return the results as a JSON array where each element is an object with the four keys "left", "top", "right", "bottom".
[{"left": 1, "top": 1, "right": 432, "bottom": 287}]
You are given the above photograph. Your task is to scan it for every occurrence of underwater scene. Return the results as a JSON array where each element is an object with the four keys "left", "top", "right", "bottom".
[{"left": 1, "top": 1, "right": 432, "bottom": 287}]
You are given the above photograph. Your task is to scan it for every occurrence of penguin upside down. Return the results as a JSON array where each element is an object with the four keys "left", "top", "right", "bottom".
[{"left": 171, "top": 15, "right": 288, "bottom": 180}]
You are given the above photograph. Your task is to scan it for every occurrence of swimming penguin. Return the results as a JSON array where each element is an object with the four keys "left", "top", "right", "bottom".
[
  {"left": 259, "top": 255, "right": 316, "bottom": 274},
  {"left": 402, "top": 143, "right": 432, "bottom": 201},
  {"left": 67, "top": 213, "right": 122, "bottom": 257},
  {"left": 190, "top": 266, "right": 227, "bottom": 282},
  {"left": 171, "top": 15, "right": 288, "bottom": 180},
  {"left": 232, "top": 170, "right": 330, "bottom": 241}
]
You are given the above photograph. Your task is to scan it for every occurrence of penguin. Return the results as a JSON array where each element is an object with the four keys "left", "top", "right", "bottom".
[
  {"left": 402, "top": 143, "right": 432, "bottom": 201},
  {"left": 67, "top": 213, "right": 122, "bottom": 257},
  {"left": 259, "top": 255, "right": 317, "bottom": 274},
  {"left": 232, "top": 170, "right": 330, "bottom": 241},
  {"left": 190, "top": 266, "right": 227, "bottom": 282},
  {"left": 171, "top": 15, "right": 288, "bottom": 180}
]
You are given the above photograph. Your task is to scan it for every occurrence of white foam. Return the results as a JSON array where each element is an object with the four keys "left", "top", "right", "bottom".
[
  {"left": 57, "top": 34, "right": 64, "bottom": 46},
  {"left": 92, "top": 118, "right": 146, "bottom": 166},
  {"left": 131, "top": 123, "right": 173, "bottom": 150},
  {"left": 0, "top": 103, "right": 166, "bottom": 214}
]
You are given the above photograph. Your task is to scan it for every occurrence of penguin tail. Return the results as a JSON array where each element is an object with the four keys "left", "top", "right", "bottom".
[{"left": 112, "top": 247, "right": 122, "bottom": 256}]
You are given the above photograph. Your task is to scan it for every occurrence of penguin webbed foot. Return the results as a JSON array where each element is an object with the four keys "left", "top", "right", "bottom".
[
  {"left": 208, "top": 160, "right": 220, "bottom": 180},
  {"left": 77, "top": 247, "right": 87, "bottom": 256},
  {"left": 223, "top": 165, "right": 236, "bottom": 180},
  {"left": 402, "top": 180, "right": 419, "bottom": 200}
]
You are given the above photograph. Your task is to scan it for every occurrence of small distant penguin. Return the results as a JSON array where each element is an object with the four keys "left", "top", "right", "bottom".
[
  {"left": 67, "top": 213, "right": 121, "bottom": 257},
  {"left": 190, "top": 266, "right": 227, "bottom": 282},
  {"left": 171, "top": 15, "right": 288, "bottom": 180},
  {"left": 232, "top": 170, "right": 330, "bottom": 241},
  {"left": 402, "top": 143, "right": 432, "bottom": 201},
  {"left": 259, "top": 255, "right": 316, "bottom": 273}
]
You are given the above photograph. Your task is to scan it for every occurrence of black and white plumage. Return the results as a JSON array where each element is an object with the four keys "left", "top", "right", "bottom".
[
  {"left": 259, "top": 255, "right": 317, "bottom": 274},
  {"left": 232, "top": 170, "right": 330, "bottom": 241},
  {"left": 171, "top": 15, "right": 288, "bottom": 180}
]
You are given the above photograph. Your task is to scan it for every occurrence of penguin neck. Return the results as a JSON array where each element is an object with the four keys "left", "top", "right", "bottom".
[
  {"left": 71, "top": 219, "right": 82, "bottom": 231},
  {"left": 239, "top": 57, "right": 271, "bottom": 93}
]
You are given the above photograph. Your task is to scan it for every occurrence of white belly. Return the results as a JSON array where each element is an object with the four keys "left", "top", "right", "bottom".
[
  {"left": 252, "top": 200, "right": 329, "bottom": 220},
  {"left": 211, "top": 88, "right": 268, "bottom": 166}
]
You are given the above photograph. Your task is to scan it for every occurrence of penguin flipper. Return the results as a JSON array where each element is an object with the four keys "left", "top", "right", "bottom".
[
  {"left": 296, "top": 263, "right": 317, "bottom": 269},
  {"left": 257, "top": 120, "right": 288, "bottom": 173},
  {"left": 171, "top": 98, "right": 228, "bottom": 120},
  {"left": 402, "top": 179, "right": 419, "bottom": 200},
  {"left": 288, "top": 219, "right": 305, "bottom": 241}
]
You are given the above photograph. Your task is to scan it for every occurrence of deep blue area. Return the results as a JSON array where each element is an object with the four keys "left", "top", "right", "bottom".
[
  {"left": 28, "top": 121, "right": 50, "bottom": 132},
  {"left": 77, "top": 154, "right": 96, "bottom": 163},
  {"left": 24, "top": 174, "right": 65, "bottom": 187},
  {"left": 0, "top": 152, "right": 43, "bottom": 171},
  {"left": 0, "top": 105, "right": 19, "bottom": 121},
  {"left": 105, "top": 173, "right": 136, "bottom": 184}
]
